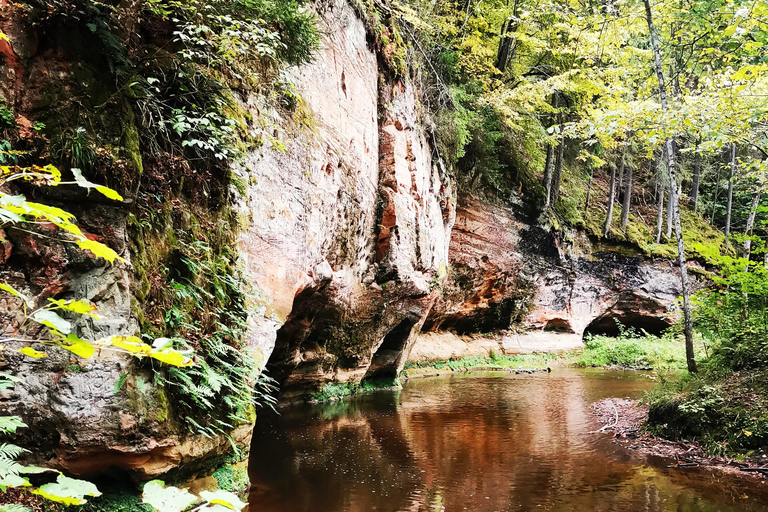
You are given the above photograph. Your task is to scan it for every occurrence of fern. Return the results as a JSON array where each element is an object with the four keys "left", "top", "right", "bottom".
[
  {"left": 0, "top": 373, "right": 19, "bottom": 391},
  {"left": 0, "top": 443, "right": 26, "bottom": 462},
  {"left": 0, "top": 417, "right": 26, "bottom": 435},
  {"left": 0, "top": 454, "right": 24, "bottom": 479}
]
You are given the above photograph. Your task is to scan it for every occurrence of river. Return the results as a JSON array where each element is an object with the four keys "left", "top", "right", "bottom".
[{"left": 247, "top": 368, "right": 768, "bottom": 512}]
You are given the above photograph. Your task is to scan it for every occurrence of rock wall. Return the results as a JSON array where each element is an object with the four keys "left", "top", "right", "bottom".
[
  {"left": 238, "top": 0, "right": 454, "bottom": 398},
  {"left": 411, "top": 196, "right": 696, "bottom": 361}
]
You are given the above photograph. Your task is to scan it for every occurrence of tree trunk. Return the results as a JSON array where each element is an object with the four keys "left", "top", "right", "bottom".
[
  {"left": 551, "top": 134, "right": 565, "bottom": 206},
  {"left": 666, "top": 184, "right": 674, "bottom": 239},
  {"left": 543, "top": 143, "right": 554, "bottom": 209},
  {"left": 620, "top": 161, "right": 633, "bottom": 234},
  {"left": 744, "top": 186, "right": 762, "bottom": 258},
  {"left": 495, "top": 0, "right": 519, "bottom": 71},
  {"left": 690, "top": 147, "right": 701, "bottom": 209},
  {"left": 725, "top": 143, "right": 736, "bottom": 242},
  {"left": 710, "top": 167, "right": 721, "bottom": 225},
  {"left": 585, "top": 168, "right": 594, "bottom": 211},
  {"left": 655, "top": 183, "right": 665, "bottom": 244},
  {"left": 604, "top": 155, "right": 622, "bottom": 237},
  {"left": 644, "top": 0, "right": 696, "bottom": 373}
]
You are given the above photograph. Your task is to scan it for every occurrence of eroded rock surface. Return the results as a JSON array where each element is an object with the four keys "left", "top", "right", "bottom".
[
  {"left": 413, "top": 196, "right": 697, "bottom": 361},
  {"left": 238, "top": 0, "right": 454, "bottom": 398}
]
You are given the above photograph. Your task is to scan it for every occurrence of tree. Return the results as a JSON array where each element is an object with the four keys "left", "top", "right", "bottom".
[{"left": 643, "top": 0, "right": 696, "bottom": 373}]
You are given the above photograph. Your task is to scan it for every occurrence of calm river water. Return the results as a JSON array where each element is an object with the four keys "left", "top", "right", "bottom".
[{"left": 248, "top": 368, "right": 768, "bottom": 512}]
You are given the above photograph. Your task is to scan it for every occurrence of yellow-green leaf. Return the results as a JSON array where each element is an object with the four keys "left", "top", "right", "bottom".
[
  {"left": 77, "top": 239, "right": 123, "bottom": 264},
  {"left": 107, "top": 336, "right": 151, "bottom": 355},
  {"left": 0, "top": 283, "right": 32, "bottom": 307},
  {"left": 71, "top": 169, "right": 124, "bottom": 201},
  {"left": 200, "top": 490, "right": 246, "bottom": 511},
  {"left": 18, "top": 347, "right": 47, "bottom": 359},
  {"left": 47, "top": 299, "right": 100, "bottom": 318},
  {"left": 60, "top": 334, "right": 95, "bottom": 359},
  {"left": 149, "top": 350, "right": 195, "bottom": 367}
]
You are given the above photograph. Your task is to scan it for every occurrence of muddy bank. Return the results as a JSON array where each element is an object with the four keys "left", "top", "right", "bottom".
[{"left": 592, "top": 398, "right": 768, "bottom": 481}]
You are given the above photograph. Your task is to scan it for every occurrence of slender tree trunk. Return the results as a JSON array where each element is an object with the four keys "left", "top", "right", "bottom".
[
  {"left": 710, "top": 167, "right": 721, "bottom": 225},
  {"left": 544, "top": 94, "right": 560, "bottom": 211},
  {"left": 725, "top": 143, "right": 736, "bottom": 242},
  {"left": 585, "top": 168, "right": 594, "bottom": 211},
  {"left": 551, "top": 133, "right": 565, "bottom": 206},
  {"left": 744, "top": 186, "right": 762, "bottom": 258},
  {"left": 690, "top": 147, "right": 701, "bottom": 209},
  {"left": 543, "top": 144, "right": 554, "bottom": 209},
  {"left": 604, "top": 154, "right": 622, "bottom": 237},
  {"left": 655, "top": 183, "right": 665, "bottom": 244},
  {"left": 666, "top": 184, "right": 674, "bottom": 239},
  {"left": 644, "top": 0, "right": 696, "bottom": 372},
  {"left": 620, "top": 160, "right": 633, "bottom": 235}
]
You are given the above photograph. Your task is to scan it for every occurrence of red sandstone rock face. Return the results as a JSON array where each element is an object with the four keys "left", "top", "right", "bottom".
[
  {"left": 236, "top": 0, "right": 454, "bottom": 397},
  {"left": 420, "top": 196, "right": 696, "bottom": 353}
]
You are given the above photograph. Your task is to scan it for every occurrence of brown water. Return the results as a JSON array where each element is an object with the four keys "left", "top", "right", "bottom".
[{"left": 248, "top": 369, "right": 768, "bottom": 512}]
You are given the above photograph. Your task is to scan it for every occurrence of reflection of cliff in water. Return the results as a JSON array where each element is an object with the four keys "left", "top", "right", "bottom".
[
  {"left": 248, "top": 394, "right": 424, "bottom": 512},
  {"left": 248, "top": 370, "right": 768, "bottom": 512}
]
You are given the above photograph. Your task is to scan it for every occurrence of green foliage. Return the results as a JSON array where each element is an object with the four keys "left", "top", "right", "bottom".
[
  {"left": 0, "top": 505, "right": 32, "bottom": 512},
  {"left": 645, "top": 247, "right": 768, "bottom": 453},
  {"left": 212, "top": 465, "right": 249, "bottom": 493},
  {"left": 310, "top": 376, "right": 402, "bottom": 402},
  {"left": 0, "top": 107, "right": 13, "bottom": 129},
  {"left": 62, "top": 490, "right": 153, "bottom": 512},
  {"left": 402, "top": 351, "right": 566, "bottom": 374},
  {"left": 52, "top": 128, "right": 96, "bottom": 172},
  {"left": 645, "top": 370, "right": 768, "bottom": 455},
  {"left": 150, "top": 240, "right": 277, "bottom": 436}
]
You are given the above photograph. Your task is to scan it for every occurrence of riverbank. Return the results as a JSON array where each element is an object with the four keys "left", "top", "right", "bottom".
[
  {"left": 402, "top": 330, "right": 700, "bottom": 377},
  {"left": 592, "top": 398, "right": 768, "bottom": 480},
  {"left": 306, "top": 332, "right": 698, "bottom": 402}
]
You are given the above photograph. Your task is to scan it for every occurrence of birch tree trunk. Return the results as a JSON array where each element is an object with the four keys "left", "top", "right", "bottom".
[
  {"left": 666, "top": 184, "right": 674, "bottom": 239},
  {"left": 543, "top": 144, "right": 554, "bottom": 209},
  {"left": 620, "top": 161, "right": 633, "bottom": 234},
  {"left": 744, "top": 186, "right": 762, "bottom": 258},
  {"left": 551, "top": 133, "right": 565, "bottom": 206},
  {"left": 644, "top": 0, "right": 696, "bottom": 373},
  {"left": 655, "top": 183, "right": 665, "bottom": 244},
  {"left": 725, "top": 143, "right": 736, "bottom": 242},
  {"left": 603, "top": 156, "right": 620, "bottom": 237},
  {"left": 690, "top": 148, "right": 701, "bottom": 209}
]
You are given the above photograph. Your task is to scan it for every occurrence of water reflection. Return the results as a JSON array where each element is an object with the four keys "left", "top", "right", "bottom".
[{"left": 248, "top": 369, "right": 768, "bottom": 512}]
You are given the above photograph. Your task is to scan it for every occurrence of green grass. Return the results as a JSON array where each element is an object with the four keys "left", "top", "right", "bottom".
[
  {"left": 575, "top": 333, "right": 703, "bottom": 370},
  {"left": 403, "top": 350, "right": 568, "bottom": 374},
  {"left": 309, "top": 376, "right": 401, "bottom": 402},
  {"left": 403, "top": 331, "right": 699, "bottom": 378}
]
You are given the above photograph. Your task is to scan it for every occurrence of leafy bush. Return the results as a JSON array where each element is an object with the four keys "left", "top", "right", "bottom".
[{"left": 644, "top": 253, "right": 768, "bottom": 454}]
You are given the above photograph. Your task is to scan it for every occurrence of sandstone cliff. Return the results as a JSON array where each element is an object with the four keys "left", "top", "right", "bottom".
[{"left": 0, "top": 0, "right": 691, "bottom": 479}]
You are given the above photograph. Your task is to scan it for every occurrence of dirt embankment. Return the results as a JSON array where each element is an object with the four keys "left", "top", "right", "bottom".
[{"left": 592, "top": 398, "right": 768, "bottom": 480}]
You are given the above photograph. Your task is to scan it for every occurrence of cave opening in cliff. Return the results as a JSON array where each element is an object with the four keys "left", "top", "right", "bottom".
[
  {"left": 543, "top": 318, "right": 575, "bottom": 333},
  {"left": 583, "top": 313, "right": 671, "bottom": 338},
  {"left": 365, "top": 318, "right": 417, "bottom": 379}
]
